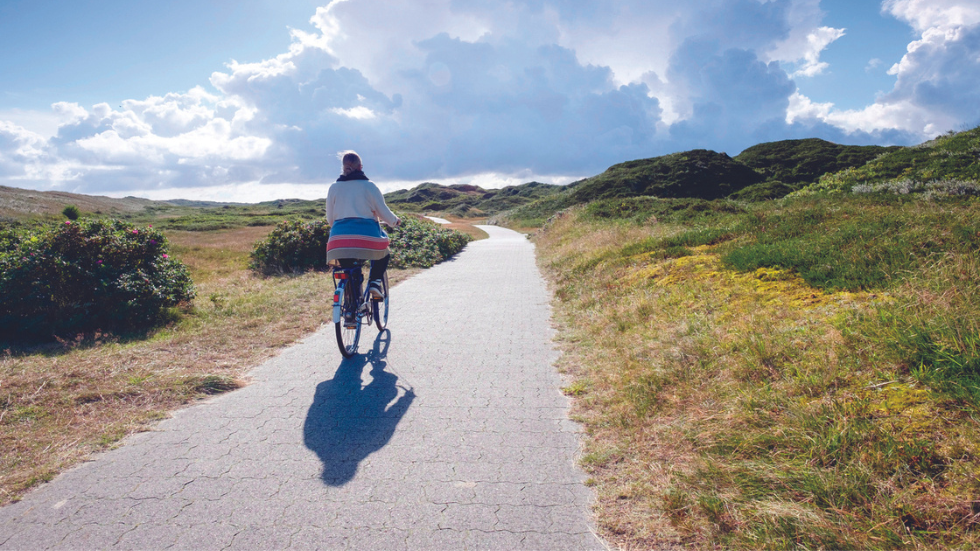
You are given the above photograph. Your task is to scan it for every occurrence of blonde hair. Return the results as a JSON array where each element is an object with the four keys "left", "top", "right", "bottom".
[{"left": 339, "top": 150, "right": 362, "bottom": 174}]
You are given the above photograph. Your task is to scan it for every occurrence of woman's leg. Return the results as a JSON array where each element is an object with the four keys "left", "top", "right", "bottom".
[{"left": 369, "top": 254, "right": 390, "bottom": 281}]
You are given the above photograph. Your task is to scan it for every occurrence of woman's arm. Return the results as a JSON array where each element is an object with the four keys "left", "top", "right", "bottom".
[{"left": 367, "top": 183, "right": 400, "bottom": 226}]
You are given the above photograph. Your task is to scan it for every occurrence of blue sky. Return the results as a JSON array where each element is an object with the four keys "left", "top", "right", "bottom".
[{"left": 1, "top": 0, "right": 978, "bottom": 202}]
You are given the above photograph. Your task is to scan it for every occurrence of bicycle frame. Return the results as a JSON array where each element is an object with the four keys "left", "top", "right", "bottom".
[{"left": 332, "top": 264, "right": 373, "bottom": 327}]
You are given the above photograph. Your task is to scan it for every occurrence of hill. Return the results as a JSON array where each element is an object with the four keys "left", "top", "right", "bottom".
[
  {"left": 569, "top": 149, "right": 763, "bottom": 202},
  {"left": 0, "top": 185, "right": 159, "bottom": 221},
  {"left": 799, "top": 126, "right": 980, "bottom": 194},
  {"left": 734, "top": 138, "right": 901, "bottom": 185},
  {"left": 383, "top": 181, "right": 564, "bottom": 217}
]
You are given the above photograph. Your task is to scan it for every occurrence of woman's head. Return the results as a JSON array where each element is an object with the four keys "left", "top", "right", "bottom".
[{"left": 340, "top": 150, "right": 362, "bottom": 175}]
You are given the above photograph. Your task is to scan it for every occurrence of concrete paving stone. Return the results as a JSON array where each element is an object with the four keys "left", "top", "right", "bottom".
[
  {"left": 453, "top": 431, "right": 507, "bottom": 450},
  {"left": 169, "top": 498, "right": 230, "bottom": 527},
  {"left": 405, "top": 527, "right": 465, "bottom": 550},
  {"left": 471, "top": 482, "right": 527, "bottom": 507},
  {"left": 548, "top": 505, "right": 596, "bottom": 534},
  {"left": 519, "top": 484, "right": 580, "bottom": 507},
  {"left": 422, "top": 481, "right": 478, "bottom": 505},
  {"left": 0, "top": 495, "right": 78, "bottom": 527},
  {"left": 287, "top": 527, "right": 348, "bottom": 550},
  {"left": 463, "top": 528, "right": 527, "bottom": 550},
  {"left": 346, "top": 527, "right": 409, "bottom": 551},
  {"left": 76, "top": 474, "right": 142, "bottom": 500},
  {"left": 138, "top": 458, "right": 195, "bottom": 479},
  {"left": 438, "top": 503, "right": 499, "bottom": 532},
  {"left": 56, "top": 522, "right": 135, "bottom": 549},
  {"left": 122, "top": 497, "right": 189, "bottom": 524},
  {"left": 222, "top": 499, "right": 288, "bottom": 528},
  {"left": 169, "top": 522, "right": 240, "bottom": 550},
  {"left": 332, "top": 500, "right": 395, "bottom": 530},
  {"left": 0, "top": 521, "right": 74, "bottom": 551},
  {"left": 60, "top": 498, "right": 137, "bottom": 526},
  {"left": 176, "top": 476, "right": 237, "bottom": 501},
  {"left": 229, "top": 526, "right": 297, "bottom": 549},
  {"left": 494, "top": 504, "right": 553, "bottom": 532},
  {"left": 178, "top": 453, "right": 237, "bottom": 477},
  {"left": 453, "top": 461, "right": 501, "bottom": 482},
  {"left": 127, "top": 476, "right": 191, "bottom": 500},
  {"left": 222, "top": 459, "right": 276, "bottom": 480},
  {"left": 277, "top": 500, "right": 339, "bottom": 528},
  {"left": 94, "top": 456, "right": 155, "bottom": 479},
  {"left": 522, "top": 529, "right": 607, "bottom": 550},
  {"left": 387, "top": 501, "right": 447, "bottom": 531}
]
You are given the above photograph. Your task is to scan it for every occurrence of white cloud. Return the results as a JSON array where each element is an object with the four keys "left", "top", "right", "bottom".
[
  {"left": 884, "top": 0, "right": 980, "bottom": 32},
  {"left": 2, "top": 0, "right": 974, "bottom": 199},
  {"left": 791, "top": 26, "right": 846, "bottom": 77}
]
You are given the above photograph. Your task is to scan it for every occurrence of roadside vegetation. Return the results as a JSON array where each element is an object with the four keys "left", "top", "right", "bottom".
[
  {"left": 0, "top": 205, "right": 471, "bottom": 504},
  {"left": 522, "top": 126, "right": 980, "bottom": 549},
  {"left": 535, "top": 193, "right": 979, "bottom": 549}
]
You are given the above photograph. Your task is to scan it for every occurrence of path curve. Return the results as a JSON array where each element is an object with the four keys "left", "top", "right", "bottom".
[{"left": 0, "top": 225, "right": 605, "bottom": 550}]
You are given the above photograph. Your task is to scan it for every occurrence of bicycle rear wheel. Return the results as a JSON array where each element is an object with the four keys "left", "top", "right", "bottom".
[
  {"left": 334, "top": 278, "right": 362, "bottom": 358},
  {"left": 373, "top": 271, "right": 390, "bottom": 330}
]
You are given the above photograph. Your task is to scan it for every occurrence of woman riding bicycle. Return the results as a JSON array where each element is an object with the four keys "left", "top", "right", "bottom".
[{"left": 325, "top": 151, "right": 401, "bottom": 299}]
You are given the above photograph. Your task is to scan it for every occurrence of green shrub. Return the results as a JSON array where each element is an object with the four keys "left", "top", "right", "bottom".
[
  {"left": 583, "top": 196, "right": 746, "bottom": 224},
  {"left": 249, "top": 219, "right": 331, "bottom": 274},
  {"left": 249, "top": 217, "right": 471, "bottom": 273},
  {"left": 0, "top": 219, "right": 195, "bottom": 340},
  {"left": 62, "top": 205, "right": 81, "bottom": 220},
  {"left": 389, "top": 217, "right": 471, "bottom": 268}
]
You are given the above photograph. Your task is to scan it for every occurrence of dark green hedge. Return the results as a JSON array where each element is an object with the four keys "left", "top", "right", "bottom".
[
  {"left": 0, "top": 219, "right": 195, "bottom": 340},
  {"left": 250, "top": 216, "right": 471, "bottom": 273}
]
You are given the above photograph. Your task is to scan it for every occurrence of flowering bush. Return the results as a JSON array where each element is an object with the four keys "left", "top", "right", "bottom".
[
  {"left": 249, "top": 216, "right": 471, "bottom": 273},
  {"left": 0, "top": 219, "right": 194, "bottom": 339}
]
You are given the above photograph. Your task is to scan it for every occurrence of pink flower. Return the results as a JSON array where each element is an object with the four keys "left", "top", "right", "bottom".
[
  {"left": 162, "top": 254, "right": 169, "bottom": 259},
  {"left": 65, "top": 221, "right": 71, "bottom": 225},
  {"left": 97, "top": 260, "right": 103, "bottom": 264},
  {"left": 132, "top": 229, "right": 139, "bottom": 234}
]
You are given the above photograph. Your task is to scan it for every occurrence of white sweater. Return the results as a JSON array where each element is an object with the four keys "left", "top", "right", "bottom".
[{"left": 325, "top": 179, "right": 399, "bottom": 227}]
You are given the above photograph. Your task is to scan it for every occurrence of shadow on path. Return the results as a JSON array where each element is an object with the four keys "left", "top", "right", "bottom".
[{"left": 303, "top": 330, "right": 415, "bottom": 486}]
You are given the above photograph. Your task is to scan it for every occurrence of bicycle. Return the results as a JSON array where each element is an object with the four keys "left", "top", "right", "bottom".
[{"left": 331, "top": 260, "right": 390, "bottom": 358}]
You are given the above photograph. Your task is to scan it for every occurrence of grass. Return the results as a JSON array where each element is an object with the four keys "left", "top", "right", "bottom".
[
  {"left": 0, "top": 224, "right": 421, "bottom": 504},
  {"left": 534, "top": 196, "right": 980, "bottom": 550}
]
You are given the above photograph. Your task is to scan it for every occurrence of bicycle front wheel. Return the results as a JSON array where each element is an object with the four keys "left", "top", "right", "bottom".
[
  {"left": 373, "top": 271, "right": 390, "bottom": 330},
  {"left": 335, "top": 279, "right": 362, "bottom": 358}
]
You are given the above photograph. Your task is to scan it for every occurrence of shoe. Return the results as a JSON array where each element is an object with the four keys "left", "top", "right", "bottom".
[{"left": 368, "top": 279, "right": 385, "bottom": 300}]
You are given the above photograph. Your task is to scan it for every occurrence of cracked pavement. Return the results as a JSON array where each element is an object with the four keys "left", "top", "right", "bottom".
[{"left": 0, "top": 225, "right": 605, "bottom": 550}]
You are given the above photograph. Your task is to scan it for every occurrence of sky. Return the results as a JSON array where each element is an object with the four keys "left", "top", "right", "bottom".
[{"left": 1, "top": 0, "right": 979, "bottom": 202}]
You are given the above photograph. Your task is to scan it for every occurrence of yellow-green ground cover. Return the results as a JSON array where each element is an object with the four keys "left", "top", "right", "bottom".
[{"left": 536, "top": 202, "right": 980, "bottom": 550}]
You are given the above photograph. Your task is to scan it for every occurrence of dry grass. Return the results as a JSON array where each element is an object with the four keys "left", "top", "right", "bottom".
[
  {"left": 0, "top": 184, "right": 155, "bottom": 219},
  {"left": 0, "top": 225, "right": 420, "bottom": 504}
]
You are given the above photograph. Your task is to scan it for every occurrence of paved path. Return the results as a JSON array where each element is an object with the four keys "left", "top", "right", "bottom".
[{"left": 0, "top": 226, "right": 605, "bottom": 550}]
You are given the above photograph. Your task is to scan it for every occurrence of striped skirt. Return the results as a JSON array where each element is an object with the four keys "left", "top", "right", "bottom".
[{"left": 326, "top": 218, "right": 390, "bottom": 261}]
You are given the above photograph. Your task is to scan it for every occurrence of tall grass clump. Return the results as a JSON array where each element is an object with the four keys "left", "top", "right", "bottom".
[
  {"left": 723, "top": 195, "right": 980, "bottom": 291},
  {"left": 858, "top": 253, "right": 980, "bottom": 403},
  {"left": 0, "top": 219, "right": 194, "bottom": 340}
]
